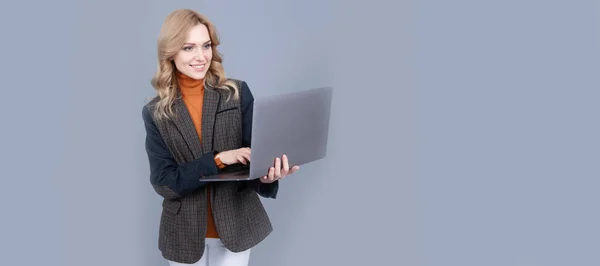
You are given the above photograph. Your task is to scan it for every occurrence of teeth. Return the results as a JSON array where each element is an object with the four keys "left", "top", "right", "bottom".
[{"left": 191, "top": 65, "right": 204, "bottom": 69}]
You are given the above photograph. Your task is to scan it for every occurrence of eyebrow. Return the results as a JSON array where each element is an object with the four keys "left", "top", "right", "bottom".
[{"left": 183, "top": 40, "right": 212, "bottom": 46}]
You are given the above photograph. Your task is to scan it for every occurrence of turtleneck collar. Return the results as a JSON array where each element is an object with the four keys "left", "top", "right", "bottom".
[{"left": 176, "top": 71, "right": 205, "bottom": 96}]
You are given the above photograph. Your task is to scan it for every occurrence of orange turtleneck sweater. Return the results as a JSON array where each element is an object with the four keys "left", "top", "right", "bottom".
[{"left": 177, "top": 71, "right": 225, "bottom": 239}]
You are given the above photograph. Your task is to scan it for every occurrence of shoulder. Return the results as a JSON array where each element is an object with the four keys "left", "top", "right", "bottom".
[
  {"left": 226, "top": 77, "right": 253, "bottom": 101},
  {"left": 226, "top": 78, "right": 249, "bottom": 90},
  {"left": 141, "top": 96, "right": 160, "bottom": 123}
]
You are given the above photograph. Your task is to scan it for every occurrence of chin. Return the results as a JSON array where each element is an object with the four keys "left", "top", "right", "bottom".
[
  {"left": 185, "top": 71, "right": 207, "bottom": 80},
  {"left": 193, "top": 73, "right": 207, "bottom": 80}
]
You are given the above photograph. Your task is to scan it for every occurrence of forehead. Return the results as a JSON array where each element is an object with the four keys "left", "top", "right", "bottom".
[{"left": 185, "top": 24, "right": 211, "bottom": 43}]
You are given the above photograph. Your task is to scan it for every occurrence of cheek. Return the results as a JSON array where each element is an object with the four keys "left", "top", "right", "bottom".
[
  {"left": 175, "top": 52, "right": 195, "bottom": 64},
  {"left": 173, "top": 56, "right": 191, "bottom": 73},
  {"left": 173, "top": 55, "right": 185, "bottom": 67}
]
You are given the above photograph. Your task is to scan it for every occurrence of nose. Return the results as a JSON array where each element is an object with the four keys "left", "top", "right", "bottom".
[{"left": 194, "top": 51, "right": 206, "bottom": 62}]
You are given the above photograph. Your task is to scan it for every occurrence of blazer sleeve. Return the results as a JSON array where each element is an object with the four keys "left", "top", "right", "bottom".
[
  {"left": 142, "top": 105, "right": 219, "bottom": 200},
  {"left": 238, "top": 81, "right": 279, "bottom": 199}
]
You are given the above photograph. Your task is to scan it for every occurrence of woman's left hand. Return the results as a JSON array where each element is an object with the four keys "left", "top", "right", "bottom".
[{"left": 260, "top": 154, "right": 299, "bottom": 183}]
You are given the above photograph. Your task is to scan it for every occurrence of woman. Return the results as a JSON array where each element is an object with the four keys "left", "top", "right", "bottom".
[{"left": 141, "top": 9, "right": 299, "bottom": 266}]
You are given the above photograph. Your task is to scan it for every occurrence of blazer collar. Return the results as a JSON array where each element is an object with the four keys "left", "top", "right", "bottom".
[{"left": 171, "top": 83, "right": 221, "bottom": 158}]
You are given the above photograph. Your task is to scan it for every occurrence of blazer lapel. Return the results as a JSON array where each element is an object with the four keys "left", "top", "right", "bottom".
[
  {"left": 201, "top": 85, "right": 220, "bottom": 154},
  {"left": 171, "top": 97, "right": 204, "bottom": 159}
]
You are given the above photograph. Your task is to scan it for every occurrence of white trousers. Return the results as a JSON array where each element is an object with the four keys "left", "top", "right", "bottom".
[{"left": 168, "top": 238, "right": 251, "bottom": 266}]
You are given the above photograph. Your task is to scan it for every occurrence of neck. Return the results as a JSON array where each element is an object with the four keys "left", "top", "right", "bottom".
[{"left": 176, "top": 71, "right": 204, "bottom": 96}]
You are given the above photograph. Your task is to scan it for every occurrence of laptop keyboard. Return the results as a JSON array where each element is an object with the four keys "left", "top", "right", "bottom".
[{"left": 221, "top": 163, "right": 250, "bottom": 173}]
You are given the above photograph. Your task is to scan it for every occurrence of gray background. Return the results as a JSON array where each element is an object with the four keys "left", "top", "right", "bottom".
[{"left": 0, "top": 0, "right": 598, "bottom": 265}]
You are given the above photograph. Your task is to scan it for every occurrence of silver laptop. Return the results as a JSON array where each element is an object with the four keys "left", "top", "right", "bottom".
[{"left": 199, "top": 86, "right": 333, "bottom": 181}]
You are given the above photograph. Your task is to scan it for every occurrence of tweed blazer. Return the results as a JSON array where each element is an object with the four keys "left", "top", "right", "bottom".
[{"left": 142, "top": 79, "right": 278, "bottom": 264}]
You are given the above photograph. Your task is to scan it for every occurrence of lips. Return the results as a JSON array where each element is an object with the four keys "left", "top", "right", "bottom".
[{"left": 191, "top": 64, "right": 205, "bottom": 71}]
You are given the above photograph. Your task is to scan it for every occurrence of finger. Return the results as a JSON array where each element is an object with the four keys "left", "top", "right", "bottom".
[
  {"left": 241, "top": 149, "right": 251, "bottom": 162},
  {"left": 269, "top": 167, "right": 275, "bottom": 181},
  {"left": 288, "top": 165, "right": 300, "bottom": 175},
  {"left": 274, "top": 157, "right": 281, "bottom": 178},
  {"left": 240, "top": 152, "right": 251, "bottom": 163},
  {"left": 280, "top": 155, "right": 289, "bottom": 178},
  {"left": 236, "top": 155, "right": 247, "bottom": 165},
  {"left": 238, "top": 149, "right": 249, "bottom": 158},
  {"left": 282, "top": 154, "right": 290, "bottom": 172}
]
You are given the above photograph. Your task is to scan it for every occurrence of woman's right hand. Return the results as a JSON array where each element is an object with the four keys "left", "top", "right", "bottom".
[{"left": 215, "top": 147, "right": 251, "bottom": 166}]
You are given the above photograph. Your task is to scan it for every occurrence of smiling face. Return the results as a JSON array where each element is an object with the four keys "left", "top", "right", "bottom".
[{"left": 172, "top": 23, "right": 213, "bottom": 80}]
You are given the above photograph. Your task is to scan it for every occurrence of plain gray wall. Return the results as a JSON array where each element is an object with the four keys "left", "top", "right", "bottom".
[{"left": 0, "top": 0, "right": 598, "bottom": 266}]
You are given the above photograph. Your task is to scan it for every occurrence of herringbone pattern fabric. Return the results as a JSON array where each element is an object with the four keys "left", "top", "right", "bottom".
[{"left": 146, "top": 79, "right": 273, "bottom": 264}]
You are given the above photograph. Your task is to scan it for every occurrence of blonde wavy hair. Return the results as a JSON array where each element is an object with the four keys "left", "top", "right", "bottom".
[{"left": 150, "top": 9, "right": 239, "bottom": 121}]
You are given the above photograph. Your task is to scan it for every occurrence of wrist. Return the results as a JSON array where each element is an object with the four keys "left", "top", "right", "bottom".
[{"left": 214, "top": 152, "right": 226, "bottom": 169}]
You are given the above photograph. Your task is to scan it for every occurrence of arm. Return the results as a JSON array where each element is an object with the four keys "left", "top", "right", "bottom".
[
  {"left": 142, "top": 105, "right": 219, "bottom": 200},
  {"left": 239, "top": 81, "right": 279, "bottom": 199}
]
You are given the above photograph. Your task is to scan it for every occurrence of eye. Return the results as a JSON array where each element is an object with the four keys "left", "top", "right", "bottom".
[
  {"left": 203, "top": 43, "right": 212, "bottom": 49},
  {"left": 182, "top": 46, "right": 194, "bottom": 51}
]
